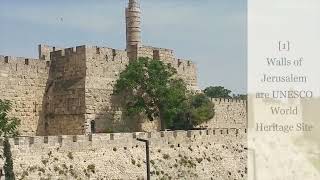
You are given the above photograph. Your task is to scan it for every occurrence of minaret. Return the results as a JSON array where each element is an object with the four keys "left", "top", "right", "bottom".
[{"left": 126, "top": 0, "right": 141, "bottom": 60}]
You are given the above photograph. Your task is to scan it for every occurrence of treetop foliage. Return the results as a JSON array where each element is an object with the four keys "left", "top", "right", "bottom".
[
  {"left": 204, "top": 86, "right": 247, "bottom": 100},
  {"left": 204, "top": 86, "right": 232, "bottom": 99}
]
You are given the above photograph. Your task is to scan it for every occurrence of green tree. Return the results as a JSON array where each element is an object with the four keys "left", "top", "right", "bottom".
[
  {"left": 189, "top": 94, "right": 215, "bottom": 126},
  {"left": 113, "top": 57, "right": 188, "bottom": 130},
  {"left": 0, "top": 99, "right": 20, "bottom": 180},
  {"left": 204, "top": 86, "right": 232, "bottom": 99},
  {"left": 113, "top": 57, "right": 214, "bottom": 130},
  {"left": 170, "top": 94, "right": 215, "bottom": 130}
]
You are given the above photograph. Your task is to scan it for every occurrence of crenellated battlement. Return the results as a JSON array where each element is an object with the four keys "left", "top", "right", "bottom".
[
  {"left": 40, "top": 44, "right": 196, "bottom": 72},
  {"left": 48, "top": 45, "right": 130, "bottom": 64},
  {"left": 0, "top": 55, "right": 50, "bottom": 73},
  {"left": 87, "top": 45, "right": 129, "bottom": 63},
  {"left": 137, "top": 46, "right": 196, "bottom": 73},
  {"left": 0, "top": 55, "right": 44, "bottom": 64},
  {"left": 198, "top": 98, "right": 247, "bottom": 129},
  {"left": 173, "top": 58, "right": 195, "bottom": 69},
  {"left": 143, "top": 45, "right": 174, "bottom": 55},
  {"left": 50, "top": 45, "right": 86, "bottom": 59},
  {"left": 0, "top": 43, "right": 199, "bottom": 136},
  {"left": 38, "top": 44, "right": 62, "bottom": 60},
  {"left": 0, "top": 55, "right": 50, "bottom": 136},
  {"left": 7, "top": 128, "right": 247, "bottom": 180},
  {"left": 0, "top": 1, "right": 248, "bottom": 177},
  {"left": 5, "top": 129, "right": 246, "bottom": 148},
  {"left": 90, "top": 45, "right": 127, "bottom": 54},
  {"left": 138, "top": 45, "right": 174, "bottom": 61},
  {"left": 211, "top": 98, "right": 247, "bottom": 104}
]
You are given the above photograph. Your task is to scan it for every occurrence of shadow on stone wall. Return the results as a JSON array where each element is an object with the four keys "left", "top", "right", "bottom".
[
  {"left": 91, "top": 94, "right": 150, "bottom": 133},
  {"left": 36, "top": 74, "right": 54, "bottom": 136}
]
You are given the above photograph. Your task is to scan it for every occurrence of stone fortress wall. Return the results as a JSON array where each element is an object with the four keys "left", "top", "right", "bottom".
[
  {"left": 84, "top": 46, "right": 133, "bottom": 134},
  {"left": 202, "top": 98, "right": 247, "bottom": 129},
  {"left": 41, "top": 46, "right": 88, "bottom": 135},
  {"left": 41, "top": 44, "right": 199, "bottom": 135},
  {"left": 0, "top": 45, "right": 247, "bottom": 136},
  {"left": 85, "top": 45, "right": 199, "bottom": 134},
  {"left": 4, "top": 129, "right": 247, "bottom": 180},
  {"left": 0, "top": 47, "right": 248, "bottom": 180},
  {"left": 0, "top": 55, "right": 49, "bottom": 135},
  {"left": 0, "top": 0, "right": 247, "bottom": 136},
  {"left": 137, "top": 46, "right": 198, "bottom": 90},
  {"left": 0, "top": 0, "right": 248, "bottom": 179}
]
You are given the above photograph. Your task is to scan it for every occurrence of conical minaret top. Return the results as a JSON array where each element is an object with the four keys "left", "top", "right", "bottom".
[{"left": 126, "top": 0, "right": 142, "bottom": 60}]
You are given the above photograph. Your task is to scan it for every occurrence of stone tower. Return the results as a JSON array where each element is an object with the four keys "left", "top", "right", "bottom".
[{"left": 126, "top": 0, "right": 141, "bottom": 60}]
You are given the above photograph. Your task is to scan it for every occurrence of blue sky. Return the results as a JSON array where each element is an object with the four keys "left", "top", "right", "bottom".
[{"left": 0, "top": 0, "right": 247, "bottom": 94}]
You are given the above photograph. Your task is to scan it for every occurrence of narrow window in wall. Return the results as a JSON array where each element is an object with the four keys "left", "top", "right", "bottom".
[
  {"left": 25, "top": 58, "right": 29, "bottom": 65},
  {"left": 90, "top": 120, "right": 96, "bottom": 134}
]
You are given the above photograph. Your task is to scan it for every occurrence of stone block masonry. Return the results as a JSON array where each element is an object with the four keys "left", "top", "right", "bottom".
[
  {"left": 137, "top": 45, "right": 198, "bottom": 91},
  {"left": 0, "top": 44, "right": 247, "bottom": 136},
  {"left": 200, "top": 98, "right": 247, "bottom": 129},
  {"left": 84, "top": 46, "right": 143, "bottom": 134},
  {"left": 0, "top": 55, "right": 49, "bottom": 136},
  {"left": 2, "top": 129, "right": 247, "bottom": 179},
  {"left": 0, "top": 1, "right": 247, "bottom": 178},
  {"left": 0, "top": 44, "right": 201, "bottom": 135},
  {"left": 85, "top": 45, "right": 200, "bottom": 134},
  {"left": 42, "top": 46, "right": 87, "bottom": 135},
  {"left": 38, "top": 44, "right": 62, "bottom": 61}
]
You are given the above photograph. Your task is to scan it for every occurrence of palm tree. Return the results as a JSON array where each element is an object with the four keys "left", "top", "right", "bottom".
[{"left": 0, "top": 100, "right": 20, "bottom": 180}]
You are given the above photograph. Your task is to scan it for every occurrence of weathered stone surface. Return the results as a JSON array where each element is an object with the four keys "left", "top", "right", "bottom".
[
  {"left": 0, "top": 0, "right": 246, "bottom": 136},
  {"left": 0, "top": 45, "right": 246, "bottom": 136},
  {"left": 0, "top": 56, "right": 49, "bottom": 136},
  {"left": 1, "top": 129, "right": 247, "bottom": 179},
  {"left": 0, "top": 1, "right": 247, "bottom": 179},
  {"left": 200, "top": 98, "right": 247, "bottom": 129}
]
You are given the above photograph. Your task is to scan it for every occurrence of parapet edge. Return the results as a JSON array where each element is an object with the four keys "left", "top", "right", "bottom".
[
  {"left": 50, "top": 45, "right": 86, "bottom": 58},
  {"left": 0, "top": 55, "right": 49, "bottom": 68},
  {"left": 211, "top": 98, "right": 247, "bottom": 104},
  {"left": 4, "top": 128, "right": 247, "bottom": 147}
]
